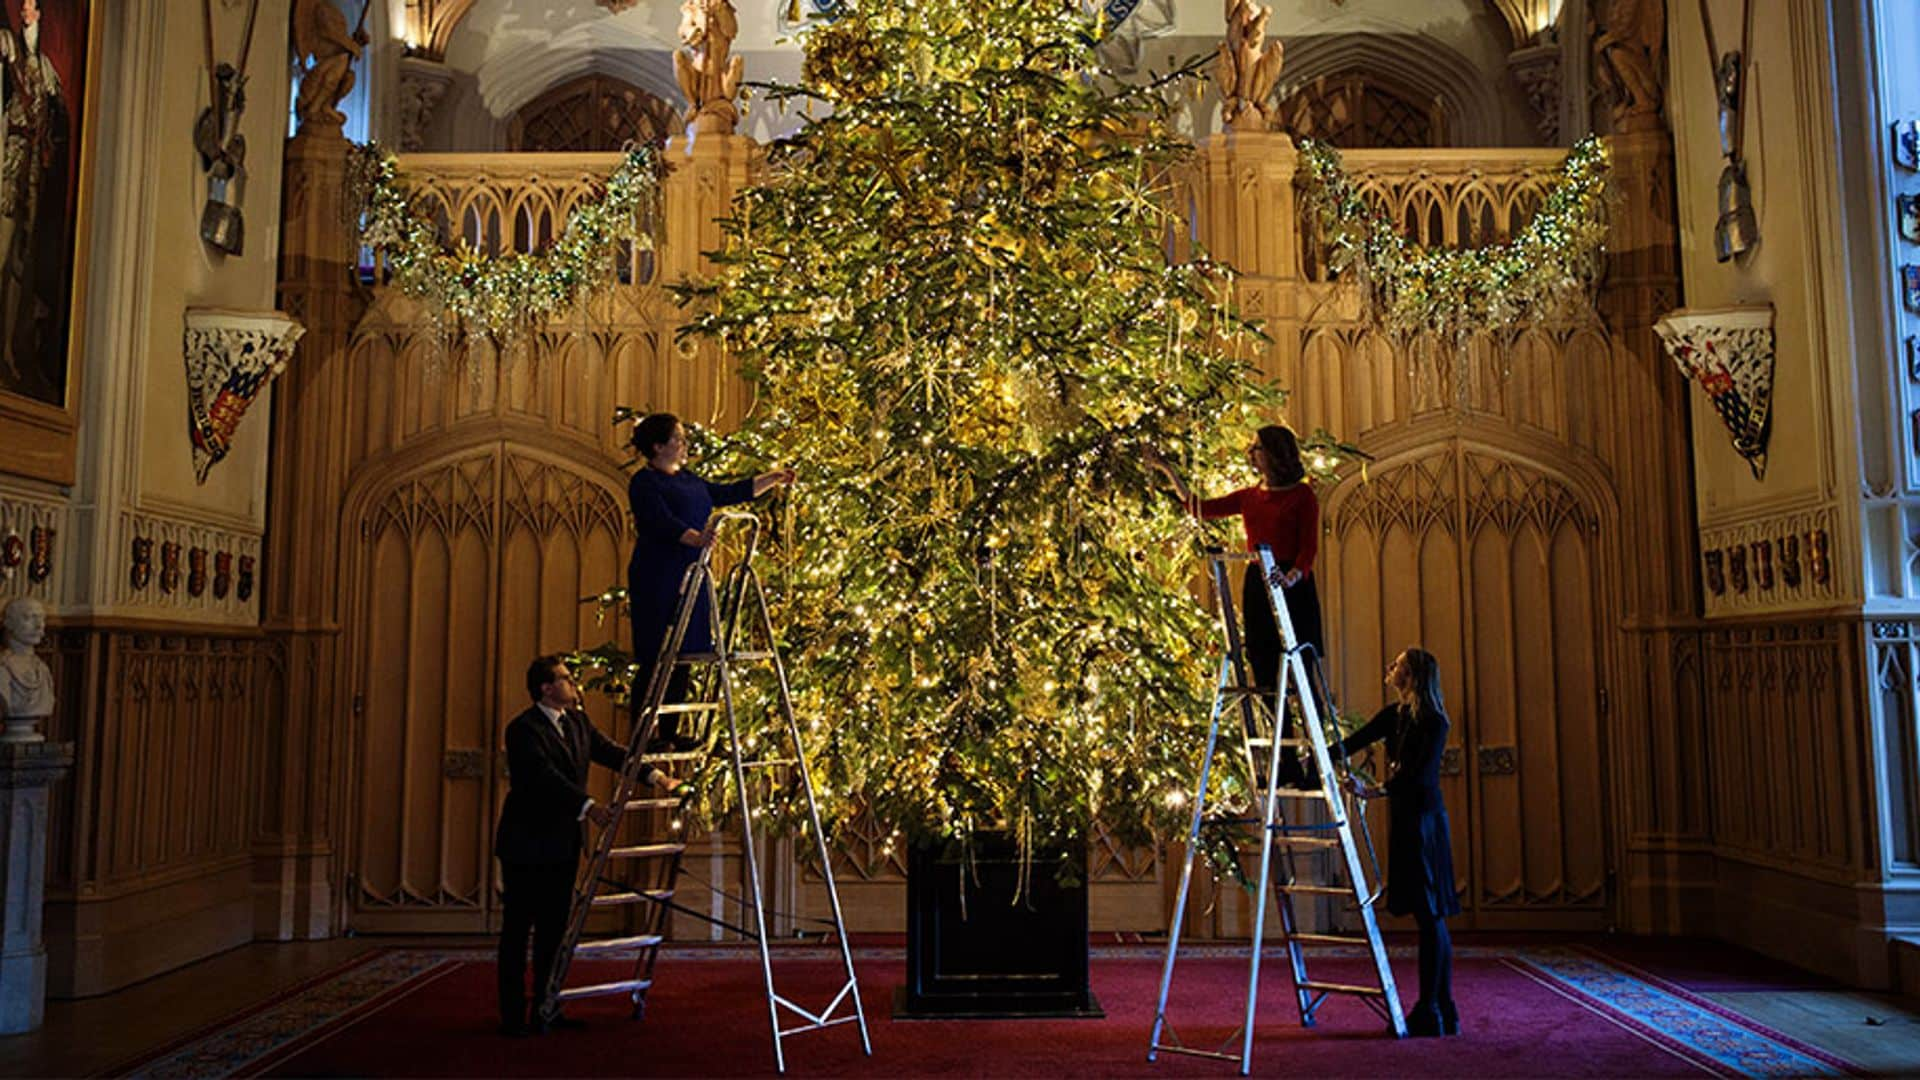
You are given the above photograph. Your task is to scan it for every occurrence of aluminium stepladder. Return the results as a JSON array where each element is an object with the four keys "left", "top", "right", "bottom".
[
  {"left": 537, "top": 510, "right": 871, "bottom": 1074},
  {"left": 1149, "top": 545, "right": 1406, "bottom": 1073}
]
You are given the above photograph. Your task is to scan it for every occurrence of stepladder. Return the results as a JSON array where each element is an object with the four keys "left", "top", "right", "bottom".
[
  {"left": 538, "top": 510, "right": 871, "bottom": 1073},
  {"left": 1148, "top": 545, "right": 1407, "bottom": 1073}
]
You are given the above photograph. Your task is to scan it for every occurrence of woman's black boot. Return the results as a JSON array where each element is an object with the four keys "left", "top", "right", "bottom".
[{"left": 1439, "top": 999, "right": 1460, "bottom": 1036}]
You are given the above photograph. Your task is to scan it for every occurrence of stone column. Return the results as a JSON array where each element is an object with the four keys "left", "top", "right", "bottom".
[
  {"left": 1595, "top": 129, "right": 1710, "bottom": 936},
  {"left": 258, "top": 129, "right": 362, "bottom": 940},
  {"left": 0, "top": 741, "right": 72, "bottom": 1033}
]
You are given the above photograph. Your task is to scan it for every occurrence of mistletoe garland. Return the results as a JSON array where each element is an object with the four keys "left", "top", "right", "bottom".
[
  {"left": 345, "top": 142, "right": 668, "bottom": 349},
  {"left": 1298, "top": 136, "right": 1612, "bottom": 348}
]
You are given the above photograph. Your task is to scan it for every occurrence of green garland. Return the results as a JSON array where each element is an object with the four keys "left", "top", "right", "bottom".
[
  {"left": 346, "top": 142, "right": 667, "bottom": 347},
  {"left": 1298, "top": 136, "right": 1611, "bottom": 346}
]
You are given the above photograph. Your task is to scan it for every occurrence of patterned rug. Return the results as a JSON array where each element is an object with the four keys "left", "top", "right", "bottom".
[{"left": 105, "top": 943, "right": 1859, "bottom": 1079}]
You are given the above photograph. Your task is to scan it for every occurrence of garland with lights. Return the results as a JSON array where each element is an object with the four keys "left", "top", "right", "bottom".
[
  {"left": 1297, "top": 135, "right": 1611, "bottom": 347},
  {"left": 345, "top": 142, "right": 667, "bottom": 349}
]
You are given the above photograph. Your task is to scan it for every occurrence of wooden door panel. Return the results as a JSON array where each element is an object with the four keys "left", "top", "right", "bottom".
[
  {"left": 1461, "top": 453, "right": 1606, "bottom": 918},
  {"left": 1326, "top": 445, "right": 1609, "bottom": 928},
  {"left": 351, "top": 450, "right": 499, "bottom": 927},
  {"left": 349, "top": 446, "right": 633, "bottom": 933}
]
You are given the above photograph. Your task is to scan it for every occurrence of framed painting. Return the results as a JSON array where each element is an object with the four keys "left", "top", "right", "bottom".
[{"left": 0, "top": 0, "right": 100, "bottom": 485}]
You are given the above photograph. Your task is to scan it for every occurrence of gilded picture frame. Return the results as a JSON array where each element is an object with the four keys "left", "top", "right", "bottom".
[{"left": 0, "top": 0, "right": 101, "bottom": 486}]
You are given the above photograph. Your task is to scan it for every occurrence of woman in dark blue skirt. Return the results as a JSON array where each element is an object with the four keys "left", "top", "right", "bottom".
[
  {"left": 1339, "top": 648, "right": 1462, "bottom": 1037},
  {"left": 626, "top": 413, "right": 794, "bottom": 750}
]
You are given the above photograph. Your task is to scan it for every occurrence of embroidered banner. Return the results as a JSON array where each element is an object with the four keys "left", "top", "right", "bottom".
[{"left": 183, "top": 310, "right": 305, "bottom": 484}]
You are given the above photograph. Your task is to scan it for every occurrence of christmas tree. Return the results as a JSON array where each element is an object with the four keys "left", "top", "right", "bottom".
[{"left": 622, "top": 0, "right": 1338, "bottom": 857}]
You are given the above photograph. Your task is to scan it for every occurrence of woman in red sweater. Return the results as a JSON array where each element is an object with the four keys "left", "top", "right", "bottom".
[{"left": 1149, "top": 425, "right": 1325, "bottom": 783}]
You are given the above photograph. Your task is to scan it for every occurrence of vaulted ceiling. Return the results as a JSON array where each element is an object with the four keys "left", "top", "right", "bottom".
[{"left": 402, "top": 0, "right": 1562, "bottom": 63}]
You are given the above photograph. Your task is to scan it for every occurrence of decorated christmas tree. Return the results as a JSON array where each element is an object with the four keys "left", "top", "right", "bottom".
[{"left": 623, "top": 0, "right": 1343, "bottom": 857}]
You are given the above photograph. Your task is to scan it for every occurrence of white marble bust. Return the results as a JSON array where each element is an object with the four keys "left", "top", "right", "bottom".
[{"left": 0, "top": 597, "right": 52, "bottom": 742}]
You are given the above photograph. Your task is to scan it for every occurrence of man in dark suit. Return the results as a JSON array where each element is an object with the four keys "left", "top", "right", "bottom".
[{"left": 496, "top": 655, "right": 680, "bottom": 1036}]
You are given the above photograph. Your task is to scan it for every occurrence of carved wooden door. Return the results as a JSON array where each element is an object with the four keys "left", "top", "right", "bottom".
[
  {"left": 1324, "top": 444, "right": 1611, "bottom": 929},
  {"left": 344, "top": 442, "right": 632, "bottom": 932}
]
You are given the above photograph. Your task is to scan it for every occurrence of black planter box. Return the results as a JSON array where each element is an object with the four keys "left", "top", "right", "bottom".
[{"left": 895, "top": 833, "right": 1104, "bottom": 1019}]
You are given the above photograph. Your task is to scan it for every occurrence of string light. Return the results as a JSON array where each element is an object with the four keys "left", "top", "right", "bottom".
[
  {"left": 1298, "top": 136, "right": 1611, "bottom": 350},
  {"left": 345, "top": 142, "right": 668, "bottom": 354}
]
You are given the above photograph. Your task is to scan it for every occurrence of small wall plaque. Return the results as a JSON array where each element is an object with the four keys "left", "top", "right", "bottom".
[
  {"left": 1905, "top": 265, "right": 1920, "bottom": 312},
  {"left": 1898, "top": 120, "right": 1920, "bottom": 171}
]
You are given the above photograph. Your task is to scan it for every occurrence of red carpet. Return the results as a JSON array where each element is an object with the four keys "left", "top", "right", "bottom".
[{"left": 110, "top": 943, "right": 1858, "bottom": 1078}]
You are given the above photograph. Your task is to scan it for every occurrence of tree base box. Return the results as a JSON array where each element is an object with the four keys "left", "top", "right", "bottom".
[{"left": 895, "top": 834, "right": 1103, "bottom": 1019}]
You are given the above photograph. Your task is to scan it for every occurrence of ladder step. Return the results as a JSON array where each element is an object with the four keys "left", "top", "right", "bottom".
[
  {"left": 1270, "top": 835, "right": 1340, "bottom": 848},
  {"left": 556, "top": 978, "right": 653, "bottom": 1002},
  {"left": 622, "top": 797, "right": 680, "bottom": 811},
  {"left": 1297, "top": 979, "right": 1386, "bottom": 997},
  {"left": 675, "top": 651, "right": 775, "bottom": 664},
  {"left": 1246, "top": 737, "right": 1313, "bottom": 749},
  {"left": 654, "top": 702, "right": 722, "bottom": 715},
  {"left": 1276, "top": 883, "right": 1351, "bottom": 896},
  {"left": 1288, "top": 931, "right": 1373, "bottom": 946},
  {"left": 591, "top": 889, "right": 674, "bottom": 907},
  {"left": 742, "top": 758, "right": 798, "bottom": 770},
  {"left": 609, "top": 842, "right": 687, "bottom": 859},
  {"left": 639, "top": 750, "right": 705, "bottom": 764},
  {"left": 573, "top": 933, "right": 664, "bottom": 952}
]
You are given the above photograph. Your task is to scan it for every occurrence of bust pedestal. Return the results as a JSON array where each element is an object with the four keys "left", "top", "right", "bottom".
[{"left": 0, "top": 740, "right": 72, "bottom": 1033}]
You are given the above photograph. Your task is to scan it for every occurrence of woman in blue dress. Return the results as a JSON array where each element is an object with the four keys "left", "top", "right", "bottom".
[
  {"left": 1340, "top": 647, "right": 1462, "bottom": 1037},
  {"left": 626, "top": 413, "right": 794, "bottom": 750}
]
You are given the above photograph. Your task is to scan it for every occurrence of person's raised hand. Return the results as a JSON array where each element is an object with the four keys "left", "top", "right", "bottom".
[{"left": 586, "top": 803, "right": 616, "bottom": 828}]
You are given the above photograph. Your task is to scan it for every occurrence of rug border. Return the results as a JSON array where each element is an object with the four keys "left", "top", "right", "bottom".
[
  {"left": 232, "top": 956, "right": 467, "bottom": 1079},
  {"left": 1569, "top": 944, "right": 1865, "bottom": 1075},
  {"left": 93, "top": 947, "right": 394, "bottom": 1078}
]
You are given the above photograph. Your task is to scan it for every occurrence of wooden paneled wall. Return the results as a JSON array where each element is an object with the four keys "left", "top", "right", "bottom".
[{"left": 41, "top": 623, "right": 278, "bottom": 996}]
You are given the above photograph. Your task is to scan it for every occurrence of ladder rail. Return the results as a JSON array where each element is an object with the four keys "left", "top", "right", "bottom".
[
  {"left": 539, "top": 549, "right": 716, "bottom": 1023},
  {"left": 1257, "top": 546, "right": 1407, "bottom": 1040},
  {"left": 1150, "top": 545, "right": 1406, "bottom": 1075},
  {"left": 1148, "top": 652, "right": 1234, "bottom": 1062},
  {"left": 533, "top": 510, "right": 870, "bottom": 1073},
  {"left": 737, "top": 554, "right": 874, "bottom": 1056}
]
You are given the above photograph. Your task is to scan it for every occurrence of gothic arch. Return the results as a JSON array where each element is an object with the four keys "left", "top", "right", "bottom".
[
  {"left": 1278, "top": 29, "right": 1509, "bottom": 146},
  {"left": 1319, "top": 439, "right": 1620, "bottom": 923},
  {"left": 473, "top": 22, "right": 683, "bottom": 121},
  {"left": 509, "top": 72, "right": 679, "bottom": 150},
  {"left": 339, "top": 439, "right": 634, "bottom": 930}
]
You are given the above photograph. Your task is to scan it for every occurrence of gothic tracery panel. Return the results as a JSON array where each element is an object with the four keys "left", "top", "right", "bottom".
[
  {"left": 1325, "top": 446, "right": 1610, "bottom": 927},
  {"left": 347, "top": 446, "right": 635, "bottom": 930}
]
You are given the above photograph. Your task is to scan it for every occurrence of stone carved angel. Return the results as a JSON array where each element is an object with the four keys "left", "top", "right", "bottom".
[
  {"left": 1592, "top": 0, "right": 1666, "bottom": 133},
  {"left": 674, "top": 0, "right": 745, "bottom": 136},
  {"left": 1214, "top": 0, "right": 1285, "bottom": 133},
  {"left": 293, "top": 0, "right": 367, "bottom": 137}
]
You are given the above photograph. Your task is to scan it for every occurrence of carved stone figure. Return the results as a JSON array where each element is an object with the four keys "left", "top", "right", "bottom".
[
  {"left": 1213, "top": 0, "right": 1284, "bottom": 133},
  {"left": 395, "top": 58, "right": 453, "bottom": 153},
  {"left": 673, "top": 0, "right": 744, "bottom": 136},
  {"left": 293, "top": 0, "right": 368, "bottom": 137},
  {"left": 0, "top": 597, "right": 51, "bottom": 742},
  {"left": 1592, "top": 0, "right": 1665, "bottom": 133}
]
